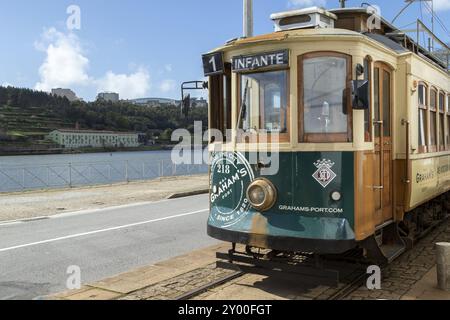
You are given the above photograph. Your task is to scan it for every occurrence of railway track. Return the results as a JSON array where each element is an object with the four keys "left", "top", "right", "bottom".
[
  {"left": 324, "top": 271, "right": 368, "bottom": 300},
  {"left": 175, "top": 217, "right": 448, "bottom": 301},
  {"left": 173, "top": 262, "right": 368, "bottom": 301},
  {"left": 174, "top": 271, "right": 245, "bottom": 301},
  {"left": 173, "top": 248, "right": 370, "bottom": 301}
]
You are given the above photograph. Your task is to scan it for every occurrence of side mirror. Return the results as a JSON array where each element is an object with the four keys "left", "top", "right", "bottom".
[{"left": 352, "top": 80, "right": 369, "bottom": 110}]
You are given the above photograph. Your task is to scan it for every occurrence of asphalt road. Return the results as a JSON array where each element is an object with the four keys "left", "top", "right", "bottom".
[{"left": 0, "top": 194, "right": 216, "bottom": 300}]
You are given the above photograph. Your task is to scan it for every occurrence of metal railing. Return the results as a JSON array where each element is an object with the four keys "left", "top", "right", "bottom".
[{"left": 0, "top": 160, "right": 209, "bottom": 193}]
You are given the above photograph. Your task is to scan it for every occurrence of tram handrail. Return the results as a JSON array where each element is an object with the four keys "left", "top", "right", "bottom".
[{"left": 402, "top": 118, "right": 412, "bottom": 211}]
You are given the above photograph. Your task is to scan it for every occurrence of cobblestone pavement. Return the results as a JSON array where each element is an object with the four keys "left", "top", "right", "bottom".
[
  {"left": 118, "top": 264, "right": 237, "bottom": 300},
  {"left": 345, "top": 219, "right": 450, "bottom": 300}
]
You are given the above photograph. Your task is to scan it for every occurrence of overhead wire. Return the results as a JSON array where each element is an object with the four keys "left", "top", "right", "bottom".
[
  {"left": 423, "top": 1, "right": 450, "bottom": 38},
  {"left": 397, "top": 21, "right": 417, "bottom": 30}
]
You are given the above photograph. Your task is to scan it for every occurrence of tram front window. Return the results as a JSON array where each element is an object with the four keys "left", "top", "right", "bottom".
[
  {"left": 238, "top": 70, "right": 288, "bottom": 135},
  {"left": 302, "top": 55, "right": 349, "bottom": 139}
]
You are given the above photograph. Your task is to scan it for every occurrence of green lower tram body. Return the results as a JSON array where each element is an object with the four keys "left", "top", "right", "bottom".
[{"left": 207, "top": 151, "right": 357, "bottom": 254}]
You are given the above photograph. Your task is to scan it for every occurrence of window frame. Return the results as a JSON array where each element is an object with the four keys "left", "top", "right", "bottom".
[
  {"left": 298, "top": 51, "right": 353, "bottom": 143},
  {"left": 364, "top": 56, "right": 373, "bottom": 143},
  {"left": 418, "top": 82, "right": 428, "bottom": 154},
  {"left": 236, "top": 68, "right": 291, "bottom": 144},
  {"left": 447, "top": 93, "right": 450, "bottom": 149},
  {"left": 429, "top": 87, "right": 438, "bottom": 153},
  {"left": 209, "top": 63, "right": 232, "bottom": 143},
  {"left": 438, "top": 90, "right": 446, "bottom": 151}
]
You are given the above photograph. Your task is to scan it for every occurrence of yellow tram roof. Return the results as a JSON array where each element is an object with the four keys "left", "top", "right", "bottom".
[
  {"left": 210, "top": 28, "right": 409, "bottom": 57},
  {"left": 208, "top": 7, "right": 449, "bottom": 73}
]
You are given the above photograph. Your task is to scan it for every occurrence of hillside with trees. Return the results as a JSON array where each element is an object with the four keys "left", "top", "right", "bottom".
[{"left": 0, "top": 86, "right": 208, "bottom": 154}]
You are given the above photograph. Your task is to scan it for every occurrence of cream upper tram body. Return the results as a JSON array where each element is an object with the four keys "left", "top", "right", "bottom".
[{"left": 203, "top": 5, "right": 450, "bottom": 264}]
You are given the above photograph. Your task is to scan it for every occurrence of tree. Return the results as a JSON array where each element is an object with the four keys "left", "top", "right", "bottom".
[
  {"left": 0, "top": 87, "right": 7, "bottom": 106},
  {"left": 0, "top": 86, "right": 209, "bottom": 147},
  {"left": 0, "top": 127, "right": 8, "bottom": 141},
  {"left": 161, "top": 128, "right": 174, "bottom": 142}
]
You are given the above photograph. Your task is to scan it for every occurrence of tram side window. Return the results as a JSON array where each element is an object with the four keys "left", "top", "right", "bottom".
[
  {"left": 300, "top": 53, "right": 351, "bottom": 142},
  {"left": 439, "top": 91, "right": 445, "bottom": 151},
  {"left": 418, "top": 83, "right": 428, "bottom": 153},
  {"left": 448, "top": 94, "right": 450, "bottom": 147},
  {"left": 238, "top": 70, "right": 289, "bottom": 141},
  {"left": 430, "top": 88, "right": 438, "bottom": 152},
  {"left": 210, "top": 63, "right": 232, "bottom": 142}
]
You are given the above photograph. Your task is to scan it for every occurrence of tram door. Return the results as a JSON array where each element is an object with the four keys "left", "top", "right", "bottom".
[{"left": 373, "top": 63, "right": 393, "bottom": 226}]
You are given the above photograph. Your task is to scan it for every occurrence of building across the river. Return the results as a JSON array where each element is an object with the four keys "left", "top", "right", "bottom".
[
  {"left": 47, "top": 129, "right": 140, "bottom": 149},
  {"left": 51, "top": 88, "right": 80, "bottom": 102},
  {"left": 130, "top": 97, "right": 179, "bottom": 107},
  {"left": 97, "top": 92, "right": 120, "bottom": 102},
  {"left": 129, "top": 97, "right": 207, "bottom": 108}
]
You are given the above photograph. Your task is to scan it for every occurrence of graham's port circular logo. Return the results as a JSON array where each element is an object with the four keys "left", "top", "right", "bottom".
[{"left": 209, "top": 152, "right": 255, "bottom": 228}]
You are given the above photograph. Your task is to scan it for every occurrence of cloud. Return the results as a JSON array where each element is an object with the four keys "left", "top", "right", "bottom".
[
  {"left": 2, "top": 82, "right": 12, "bottom": 87},
  {"left": 164, "top": 64, "right": 173, "bottom": 72},
  {"left": 35, "top": 28, "right": 90, "bottom": 92},
  {"left": 159, "top": 79, "right": 176, "bottom": 93},
  {"left": 434, "top": 0, "right": 450, "bottom": 11},
  {"left": 288, "top": 0, "right": 327, "bottom": 8},
  {"left": 34, "top": 28, "right": 152, "bottom": 100},
  {"left": 95, "top": 68, "right": 151, "bottom": 100}
]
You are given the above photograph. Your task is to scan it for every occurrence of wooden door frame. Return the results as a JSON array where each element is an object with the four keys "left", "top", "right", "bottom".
[{"left": 373, "top": 62, "right": 394, "bottom": 226}]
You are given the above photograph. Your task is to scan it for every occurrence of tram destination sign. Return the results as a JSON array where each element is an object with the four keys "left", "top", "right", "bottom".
[{"left": 232, "top": 50, "right": 289, "bottom": 73}]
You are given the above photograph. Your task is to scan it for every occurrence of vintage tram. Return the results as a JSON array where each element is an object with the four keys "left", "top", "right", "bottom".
[{"left": 202, "top": 6, "right": 450, "bottom": 264}]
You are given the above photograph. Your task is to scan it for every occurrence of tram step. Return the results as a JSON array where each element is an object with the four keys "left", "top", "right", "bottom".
[{"left": 380, "top": 244, "right": 406, "bottom": 263}]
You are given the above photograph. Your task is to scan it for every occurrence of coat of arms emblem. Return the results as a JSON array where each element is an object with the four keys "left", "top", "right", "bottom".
[{"left": 312, "top": 159, "right": 337, "bottom": 188}]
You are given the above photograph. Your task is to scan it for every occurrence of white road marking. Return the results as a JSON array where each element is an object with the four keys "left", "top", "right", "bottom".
[
  {"left": 0, "top": 209, "right": 208, "bottom": 253},
  {"left": 0, "top": 193, "right": 208, "bottom": 225}
]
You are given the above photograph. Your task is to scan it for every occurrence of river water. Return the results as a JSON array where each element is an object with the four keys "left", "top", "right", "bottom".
[{"left": 0, "top": 150, "right": 209, "bottom": 192}]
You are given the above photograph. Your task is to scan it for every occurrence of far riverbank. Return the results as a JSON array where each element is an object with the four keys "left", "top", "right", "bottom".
[{"left": 0, "top": 145, "right": 174, "bottom": 157}]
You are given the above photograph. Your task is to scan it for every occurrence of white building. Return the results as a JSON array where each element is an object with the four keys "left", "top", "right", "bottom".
[
  {"left": 130, "top": 97, "right": 178, "bottom": 107},
  {"left": 51, "top": 88, "right": 79, "bottom": 102},
  {"left": 47, "top": 129, "right": 140, "bottom": 149},
  {"left": 191, "top": 97, "right": 208, "bottom": 108},
  {"left": 97, "top": 92, "right": 120, "bottom": 102}
]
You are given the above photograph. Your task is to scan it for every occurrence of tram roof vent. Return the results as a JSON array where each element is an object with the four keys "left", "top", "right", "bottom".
[{"left": 271, "top": 7, "right": 337, "bottom": 32}]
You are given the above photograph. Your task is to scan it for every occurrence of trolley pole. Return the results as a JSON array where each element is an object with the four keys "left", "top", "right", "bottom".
[{"left": 243, "top": 0, "right": 253, "bottom": 38}]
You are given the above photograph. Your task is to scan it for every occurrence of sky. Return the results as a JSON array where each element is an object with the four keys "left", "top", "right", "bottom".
[{"left": 0, "top": 0, "right": 449, "bottom": 102}]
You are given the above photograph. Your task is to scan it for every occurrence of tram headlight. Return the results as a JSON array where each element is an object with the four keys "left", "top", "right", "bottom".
[{"left": 246, "top": 178, "right": 277, "bottom": 212}]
